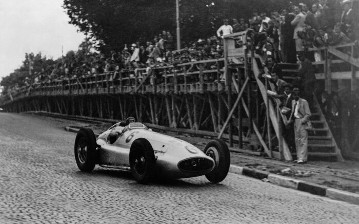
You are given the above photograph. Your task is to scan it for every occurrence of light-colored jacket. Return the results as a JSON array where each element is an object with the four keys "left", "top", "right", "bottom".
[
  {"left": 291, "top": 98, "right": 311, "bottom": 122},
  {"left": 291, "top": 12, "right": 306, "bottom": 39}
]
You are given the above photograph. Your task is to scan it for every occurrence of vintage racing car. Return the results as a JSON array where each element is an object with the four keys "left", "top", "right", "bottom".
[{"left": 74, "top": 117, "right": 230, "bottom": 184}]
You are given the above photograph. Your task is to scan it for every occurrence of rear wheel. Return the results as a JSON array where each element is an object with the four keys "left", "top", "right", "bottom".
[
  {"left": 204, "top": 139, "right": 230, "bottom": 183},
  {"left": 129, "top": 139, "right": 156, "bottom": 184},
  {"left": 74, "top": 128, "right": 97, "bottom": 172}
]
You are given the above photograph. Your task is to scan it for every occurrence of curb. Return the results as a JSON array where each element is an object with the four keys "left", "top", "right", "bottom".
[
  {"left": 229, "top": 164, "right": 359, "bottom": 206},
  {"left": 65, "top": 126, "right": 359, "bottom": 206}
]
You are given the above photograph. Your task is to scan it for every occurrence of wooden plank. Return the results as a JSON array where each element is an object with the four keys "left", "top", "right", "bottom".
[
  {"left": 328, "top": 46, "right": 359, "bottom": 68},
  {"left": 315, "top": 71, "right": 359, "bottom": 79},
  {"left": 218, "top": 77, "right": 249, "bottom": 139},
  {"left": 185, "top": 96, "right": 193, "bottom": 129},
  {"left": 193, "top": 95, "right": 199, "bottom": 130},
  {"left": 252, "top": 58, "right": 292, "bottom": 161},
  {"left": 208, "top": 93, "right": 218, "bottom": 133}
]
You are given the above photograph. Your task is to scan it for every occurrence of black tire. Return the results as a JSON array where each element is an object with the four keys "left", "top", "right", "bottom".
[
  {"left": 129, "top": 139, "right": 156, "bottom": 184},
  {"left": 203, "top": 139, "right": 230, "bottom": 183},
  {"left": 74, "top": 128, "right": 97, "bottom": 172}
]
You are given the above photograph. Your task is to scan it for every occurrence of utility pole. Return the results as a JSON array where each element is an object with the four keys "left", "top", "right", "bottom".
[{"left": 176, "top": 0, "right": 181, "bottom": 50}]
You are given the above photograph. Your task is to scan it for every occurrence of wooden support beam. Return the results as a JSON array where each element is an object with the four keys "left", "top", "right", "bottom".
[
  {"left": 208, "top": 93, "right": 218, "bottom": 133},
  {"left": 193, "top": 95, "right": 199, "bottom": 130},
  {"left": 118, "top": 96, "right": 124, "bottom": 120},
  {"left": 198, "top": 98, "right": 206, "bottom": 130},
  {"left": 241, "top": 98, "right": 271, "bottom": 157},
  {"left": 328, "top": 46, "right": 359, "bottom": 68},
  {"left": 218, "top": 77, "right": 249, "bottom": 139},
  {"left": 149, "top": 96, "right": 155, "bottom": 124},
  {"left": 171, "top": 94, "right": 177, "bottom": 128},
  {"left": 165, "top": 95, "right": 172, "bottom": 126},
  {"left": 139, "top": 97, "right": 143, "bottom": 122},
  {"left": 185, "top": 96, "right": 193, "bottom": 129},
  {"left": 351, "top": 45, "right": 357, "bottom": 91},
  {"left": 134, "top": 95, "right": 139, "bottom": 121}
]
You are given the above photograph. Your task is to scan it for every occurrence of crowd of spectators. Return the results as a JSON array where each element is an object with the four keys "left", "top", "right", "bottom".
[{"left": 2, "top": 0, "right": 358, "bottom": 97}]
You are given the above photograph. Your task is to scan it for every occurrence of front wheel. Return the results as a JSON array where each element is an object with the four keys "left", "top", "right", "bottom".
[
  {"left": 129, "top": 139, "right": 156, "bottom": 184},
  {"left": 74, "top": 128, "right": 97, "bottom": 172},
  {"left": 204, "top": 139, "right": 230, "bottom": 183}
]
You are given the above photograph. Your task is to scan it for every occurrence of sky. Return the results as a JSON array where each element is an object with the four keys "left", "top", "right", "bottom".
[{"left": 0, "top": 0, "right": 86, "bottom": 79}]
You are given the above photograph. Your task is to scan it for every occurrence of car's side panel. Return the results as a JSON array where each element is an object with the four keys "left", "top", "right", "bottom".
[
  {"left": 99, "top": 144, "right": 129, "bottom": 166},
  {"left": 98, "top": 129, "right": 133, "bottom": 166}
]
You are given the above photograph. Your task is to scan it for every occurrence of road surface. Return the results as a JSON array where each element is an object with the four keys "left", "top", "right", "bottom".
[{"left": 0, "top": 113, "right": 358, "bottom": 224}]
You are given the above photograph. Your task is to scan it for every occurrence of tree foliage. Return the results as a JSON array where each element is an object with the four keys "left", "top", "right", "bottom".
[{"left": 0, "top": 53, "right": 56, "bottom": 91}]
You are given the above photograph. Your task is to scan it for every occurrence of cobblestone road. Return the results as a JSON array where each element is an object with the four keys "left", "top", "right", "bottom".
[{"left": 1, "top": 113, "right": 359, "bottom": 224}]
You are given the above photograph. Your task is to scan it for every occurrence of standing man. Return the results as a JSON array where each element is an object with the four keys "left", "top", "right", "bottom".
[
  {"left": 297, "top": 54, "right": 316, "bottom": 103},
  {"left": 216, "top": 19, "right": 233, "bottom": 38},
  {"left": 291, "top": 6, "right": 306, "bottom": 55},
  {"left": 291, "top": 87, "right": 311, "bottom": 164}
]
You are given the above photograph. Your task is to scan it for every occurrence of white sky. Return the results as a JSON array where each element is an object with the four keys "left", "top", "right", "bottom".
[{"left": 0, "top": 0, "right": 86, "bottom": 79}]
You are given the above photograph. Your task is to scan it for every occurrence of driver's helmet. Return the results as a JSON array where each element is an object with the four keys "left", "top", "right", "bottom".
[{"left": 126, "top": 117, "right": 135, "bottom": 124}]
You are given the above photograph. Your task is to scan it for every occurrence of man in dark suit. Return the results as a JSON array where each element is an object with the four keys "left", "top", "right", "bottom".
[{"left": 298, "top": 53, "right": 316, "bottom": 103}]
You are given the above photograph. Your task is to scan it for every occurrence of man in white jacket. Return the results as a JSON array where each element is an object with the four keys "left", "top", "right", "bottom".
[
  {"left": 217, "top": 19, "right": 233, "bottom": 38},
  {"left": 291, "top": 6, "right": 306, "bottom": 54}
]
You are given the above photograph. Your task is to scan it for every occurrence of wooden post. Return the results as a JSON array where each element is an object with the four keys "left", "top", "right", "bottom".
[
  {"left": 139, "top": 96, "right": 143, "bottom": 122},
  {"left": 199, "top": 64, "right": 204, "bottom": 93},
  {"left": 208, "top": 93, "right": 218, "bottom": 132},
  {"left": 165, "top": 95, "right": 172, "bottom": 126},
  {"left": 265, "top": 77, "right": 272, "bottom": 156},
  {"left": 223, "top": 38, "right": 233, "bottom": 145},
  {"left": 238, "top": 68, "right": 243, "bottom": 148},
  {"left": 351, "top": 45, "right": 357, "bottom": 91},
  {"left": 193, "top": 95, "right": 199, "bottom": 130},
  {"left": 247, "top": 48, "right": 253, "bottom": 135},
  {"left": 119, "top": 71, "right": 123, "bottom": 94},
  {"left": 149, "top": 96, "right": 155, "bottom": 124},
  {"left": 171, "top": 94, "right": 177, "bottom": 128},
  {"left": 118, "top": 96, "right": 124, "bottom": 120},
  {"left": 185, "top": 96, "right": 193, "bottom": 129}
]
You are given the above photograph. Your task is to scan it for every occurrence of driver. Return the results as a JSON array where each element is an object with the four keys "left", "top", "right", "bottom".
[
  {"left": 119, "top": 117, "right": 136, "bottom": 127},
  {"left": 108, "top": 117, "right": 136, "bottom": 144}
]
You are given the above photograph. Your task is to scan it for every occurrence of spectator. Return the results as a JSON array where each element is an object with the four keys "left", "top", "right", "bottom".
[
  {"left": 281, "top": 12, "right": 297, "bottom": 63},
  {"left": 130, "top": 43, "right": 140, "bottom": 68},
  {"left": 281, "top": 83, "right": 296, "bottom": 151},
  {"left": 216, "top": 19, "right": 233, "bottom": 38},
  {"left": 290, "top": 87, "right": 311, "bottom": 164},
  {"left": 305, "top": 3, "right": 320, "bottom": 30},
  {"left": 259, "top": 12, "right": 271, "bottom": 32},
  {"left": 297, "top": 53, "right": 316, "bottom": 103},
  {"left": 340, "top": 0, "right": 353, "bottom": 36},
  {"left": 329, "top": 22, "right": 351, "bottom": 46},
  {"left": 291, "top": 6, "right": 306, "bottom": 55},
  {"left": 166, "top": 32, "right": 174, "bottom": 51},
  {"left": 239, "top": 18, "right": 249, "bottom": 31},
  {"left": 232, "top": 19, "right": 242, "bottom": 33}
]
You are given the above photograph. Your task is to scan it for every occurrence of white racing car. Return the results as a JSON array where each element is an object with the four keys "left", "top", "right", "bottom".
[{"left": 74, "top": 117, "right": 230, "bottom": 184}]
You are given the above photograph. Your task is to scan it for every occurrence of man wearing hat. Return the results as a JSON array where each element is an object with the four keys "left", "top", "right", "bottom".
[{"left": 290, "top": 87, "right": 311, "bottom": 163}]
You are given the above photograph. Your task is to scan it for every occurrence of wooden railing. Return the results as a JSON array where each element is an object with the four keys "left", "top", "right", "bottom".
[
  {"left": 1, "top": 59, "right": 226, "bottom": 104},
  {"left": 308, "top": 42, "right": 358, "bottom": 93}
]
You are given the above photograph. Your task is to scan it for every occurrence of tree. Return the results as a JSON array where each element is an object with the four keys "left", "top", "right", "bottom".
[{"left": 63, "top": 0, "right": 311, "bottom": 53}]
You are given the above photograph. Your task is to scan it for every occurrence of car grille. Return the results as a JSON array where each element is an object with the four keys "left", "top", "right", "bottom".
[{"left": 178, "top": 158, "right": 214, "bottom": 172}]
